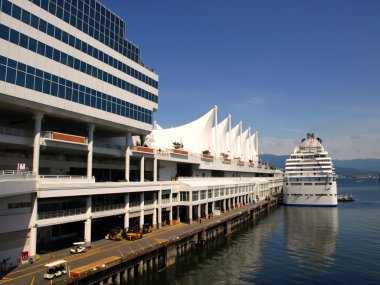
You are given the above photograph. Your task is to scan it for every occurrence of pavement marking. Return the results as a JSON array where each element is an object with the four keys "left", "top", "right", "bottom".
[{"left": 0, "top": 278, "right": 12, "bottom": 284}]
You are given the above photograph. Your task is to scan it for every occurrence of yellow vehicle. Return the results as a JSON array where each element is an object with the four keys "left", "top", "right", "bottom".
[
  {"left": 107, "top": 227, "right": 123, "bottom": 241},
  {"left": 125, "top": 225, "right": 143, "bottom": 240}
]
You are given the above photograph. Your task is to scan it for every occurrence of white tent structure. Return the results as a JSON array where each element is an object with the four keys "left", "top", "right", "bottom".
[{"left": 148, "top": 106, "right": 259, "bottom": 162}]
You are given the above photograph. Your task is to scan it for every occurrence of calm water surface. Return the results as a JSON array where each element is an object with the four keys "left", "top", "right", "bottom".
[{"left": 135, "top": 178, "right": 380, "bottom": 285}]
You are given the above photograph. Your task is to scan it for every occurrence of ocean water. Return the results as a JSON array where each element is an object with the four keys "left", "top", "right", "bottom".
[{"left": 136, "top": 178, "right": 380, "bottom": 285}]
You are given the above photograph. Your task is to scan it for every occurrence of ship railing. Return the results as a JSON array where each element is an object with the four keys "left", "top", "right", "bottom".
[{"left": 38, "top": 207, "right": 87, "bottom": 220}]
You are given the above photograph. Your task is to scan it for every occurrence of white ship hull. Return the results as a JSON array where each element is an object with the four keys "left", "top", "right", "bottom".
[{"left": 284, "top": 181, "right": 337, "bottom": 207}]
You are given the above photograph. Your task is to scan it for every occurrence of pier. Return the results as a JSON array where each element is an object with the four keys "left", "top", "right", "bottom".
[{"left": 1, "top": 197, "right": 279, "bottom": 285}]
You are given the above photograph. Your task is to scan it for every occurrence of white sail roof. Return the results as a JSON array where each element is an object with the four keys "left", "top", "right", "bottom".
[
  {"left": 150, "top": 107, "right": 215, "bottom": 153},
  {"left": 148, "top": 106, "right": 260, "bottom": 163}
]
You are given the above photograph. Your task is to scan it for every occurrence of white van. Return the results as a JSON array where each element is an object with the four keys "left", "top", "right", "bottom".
[{"left": 43, "top": 260, "right": 67, "bottom": 279}]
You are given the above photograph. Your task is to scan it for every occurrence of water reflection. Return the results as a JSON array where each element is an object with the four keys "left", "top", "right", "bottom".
[{"left": 284, "top": 207, "right": 339, "bottom": 272}]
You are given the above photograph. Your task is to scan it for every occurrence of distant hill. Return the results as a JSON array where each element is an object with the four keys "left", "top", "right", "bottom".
[{"left": 260, "top": 154, "right": 380, "bottom": 177}]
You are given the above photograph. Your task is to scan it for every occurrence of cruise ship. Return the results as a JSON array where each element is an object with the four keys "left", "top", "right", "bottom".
[
  {"left": 0, "top": 0, "right": 282, "bottom": 273},
  {"left": 283, "top": 133, "right": 337, "bottom": 206}
]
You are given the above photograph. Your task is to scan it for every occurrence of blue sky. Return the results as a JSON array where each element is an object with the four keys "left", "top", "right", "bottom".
[{"left": 102, "top": 0, "right": 380, "bottom": 159}]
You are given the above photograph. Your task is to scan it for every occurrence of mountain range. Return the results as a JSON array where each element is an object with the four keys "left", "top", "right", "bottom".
[{"left": 261, "top": 154, "right": 380, "bottom": 177}]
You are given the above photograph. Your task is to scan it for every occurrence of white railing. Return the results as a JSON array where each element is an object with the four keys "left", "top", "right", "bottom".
[
  {"left": 0, "top": 170, "right": 35, "bottom": 176},
  {"left": 38, "top": 175, "right": 92, "bottom": 180},
  {"left": 161, "top": 198, "right": 170, "bottom": 204},
  {"left": 144, "top": 200, "right": 154, "bottom": 205},
  {"left": 93, "top": 203, "right": 124, "bottom": 212},
  {"left": 94, "top": 142, "right": 123, "bottom": 150},
  {"left": 38, "top": 208, "right": 86, "bottom": 220},
  {"left": 129, "top": 201, "right": 140, "bottom": 208}
]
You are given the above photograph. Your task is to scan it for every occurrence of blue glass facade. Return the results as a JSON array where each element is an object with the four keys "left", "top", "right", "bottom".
[
  {"left": 28, "top": 0, "right": 140, "bottom": 63},
  {"left": 0, "top": 0, "right": 158, "bottom": 125},
  {"left": 0, "top": 0, "right": 158, "bottom": 90},
  {"left": 0, "top": 24, "right": 158, "bottom": 103},
  {"left": 0, "top": 55, "right": 152, "bottom": 124}
]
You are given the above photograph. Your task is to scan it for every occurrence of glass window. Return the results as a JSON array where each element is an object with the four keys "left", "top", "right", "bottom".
[
  {"left": 0, "top": 24, "right": 9, "bottom": 40},
  {"left": 43, "top": 79, "right": 50, "bottom": 94},
  {"left": 53, "top": 49, "right": 60, "bottom": 62},
  {"left": 58, "top": 84, "right": 65, "bottom": 98},
  {"left": 37, "top": 42, "right": 45, "bottom": 55},
  {"left": 65, "top": 86, "right": 72, "bottom": 101},
  {"left": 56, "top": 6, "right": 63, "bottom": 18},
  {"left": 49, "top": 2, "right": 56, "bottom": 15},
  {"left": 28, "top": 38, "right": 37, "bottom": 52},
  {"left": 31, "top": 15, "right": 39, "bottom": 29},
  {"left": 26, "top": 73, "right": 34, "bottom": 89},
  {"left": 47, "top": 23, "right": 55, "bottom": 37},
  {"left": 0, "top": 64, "right": 6, "bottom": 81},
  {"left": 10, "top": 29, "right": 19, "bottom": 45},
  {"left": 2, "top": 1, "right": 12, "bottom": 15},
  {"left": 39, "top": 19, "right": 47, "bottom": 33},
  {"left": 51, "top": 82, "right": 58, "bottom": 96},
  {"left": 21, "top": 10, "right": 31, "bottom": 25},
  {"left": 7, "top": 67, "right": 16, "bottom": 84},
  {"left": 17, "top": 62, "right": 26, "bottom": 72},
  {"left": 16, "top": 70, "right": 25, "bottom": 86},
  {"left": 11, "top": 3, "right": 21, "bottom": 19},
  {"left": 55, "top": 28, "right": 62, "bottom": 41},
  {"left": 18, "top": 33, "right": 27, "bottom": 48},
  {"left": 61, "top": 31, "right": 68, "bottom": 43},
  {"left": 45, "top": 45, "right": 53, "bottom": 59},
  {"left": 34, "top": 76, "right": 43, "bottom": 92},
  {"left": 72, "top": 89, "right": 79, "bottom": 102}
]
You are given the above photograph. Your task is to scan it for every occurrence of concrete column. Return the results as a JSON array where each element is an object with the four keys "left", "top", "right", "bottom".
[
  {"left": 177, "top": 206, "right": 180, "bottom": 222},
  {"left": 124, "top": 194, "right": 130, "bottom": 229},
  {"left": 138, "top": 260, "right": 143, "bottom": 276},
  {"left": 125, "top": 133, "right": 132, "bottom": 181},
  {"left": 114, "top": 273, "right": 120, "bottom": 285},
  {"left": 169, "top": 192, "right": 173, "bottom": 225},
  {"left": 211, "top": 201, "right": 215, "bottom": 213},
  {"left": 153, "top": 192, "right": 157, "bottom": 228},
  {"left": 32, "top": 112, "right": 44, "bottom": 175},
  {"left": 140, "top": 192, "right": 144, "bottom": 226},
  {"left": 188, "top": 205, "right": 192, "bottom": 224},
  {"left": 85, "top": 196, "right": 92, "bottom": 245},
  {"left": 158, "top": 190, "right": 162, "bottom": 228},
  {"left": 223, "top": 199, "right": 226, "bottom": 211},
  {"left": 205, "top": 202, "right": 209, "bottom": 218},
  {"left": 197, "top": 204, "right": 200, "bottom": 220},
  {"left": 87, "top": 124, "right": 95, "bottom": 179},
  {"left": 140, "top": 156, "right": 145, "bottom": 182},
  {"left": 169, "top": 206, "right": 173, "bottom": 225},
  {"left": 29, "top": 194, "right": 38, "bottom": 259},
  {"left": 153, "top": 157, "right": 158, "bottom": 182}
]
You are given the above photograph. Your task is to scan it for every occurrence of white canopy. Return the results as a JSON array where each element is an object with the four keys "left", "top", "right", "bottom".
[{"left": 148, "top": 106, "right": 260, "bottom": 162}]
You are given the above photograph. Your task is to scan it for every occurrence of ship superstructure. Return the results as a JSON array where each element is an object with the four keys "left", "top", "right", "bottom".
[{"left": 284, "top": 133, "right": 337, "bottom": 206}]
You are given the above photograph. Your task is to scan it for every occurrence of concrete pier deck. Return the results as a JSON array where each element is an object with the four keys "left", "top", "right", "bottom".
[{"left": 0, "top": 199, "right": 277, "bottom": 285}]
